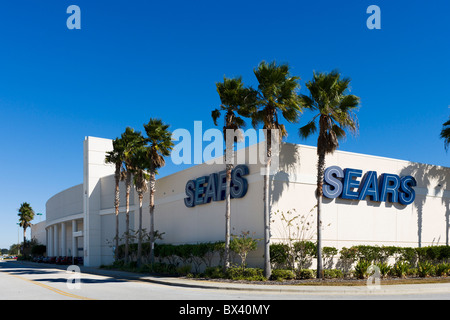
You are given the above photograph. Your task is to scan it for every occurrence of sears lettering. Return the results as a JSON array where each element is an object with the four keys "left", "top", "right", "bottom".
[
  {"left": 184, "top": 165, "right": 249, "bottom": 207},
  {"left": 323, "top": 166, "right": 416, "bottom": 205}
]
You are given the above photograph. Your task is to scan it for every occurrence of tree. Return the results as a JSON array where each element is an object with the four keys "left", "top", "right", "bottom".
[
  {"left": 298, "top": 70, "right": 360, "bottom": 278},
  {"left": 130, "top": 147, "right": 149, "bottom": 267},
  {"left": 440, "top": 117, "right": 450, "bottom": 151},
  {"left": 250, "top": 61, "right": 302, "bottom": 278},
  {"left": 143, "top": 118, "right": 174, "bottom": 264},
  {"left": 120, "top": 127, "right": 145, "bottom": 262},
  {"left": 211, "top": 76, "right": 256, "bottom": 271},
  {"left": 105, "top": 137, "right": 126, "bottom": 261},
  {"left": 18, "top": 202, "right": 35, "bottom": 254}
]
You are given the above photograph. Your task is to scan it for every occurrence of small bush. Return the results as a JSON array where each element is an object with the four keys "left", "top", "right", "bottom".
[
  {"left": 435, "top": 263, "right": 450, "bottom": 277},
  {"left": 418, "top": 261, "right": 435, "bottom": 278},
  {"left": 375, "top": 262, "right": 391, "bottom": 278},
  {"left": 226, "top": 267, "right": 265, "bottom": 281},
  {"left": 354, "top": 260, "right": 371, "bottom": 279},
  {"left": 204, "top": 266, "right": 226, "bottom": 279},
  {"left": 270, "top": 269, "right": 296, "bottom": 281},
  {"left": 323, "top": 269, "right": 344, "bottom": 279},
  {"left": 391, "top": 261, "right": 410, "bottom": 278},
  {"left": 296, "top": 269, "right": 315, "bottom": 279}
]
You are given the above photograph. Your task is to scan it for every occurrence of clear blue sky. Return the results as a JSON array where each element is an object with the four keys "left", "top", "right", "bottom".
[{"left": 1, "top": 0, "right": 449, "bottom": 249}]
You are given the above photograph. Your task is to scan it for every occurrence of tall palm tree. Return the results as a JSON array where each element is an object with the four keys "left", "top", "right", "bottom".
[
  {"left": 18, "top": 202, "right": 35, "bottom": 254},
  {"left": 120, "top": 127, "right": 145, "bottom": 262},
  {"left": 143, "top": 118, "right": 174, "bottom": 264},
  {"left": 298, "top": 70, "right": 360, "bottom": 278},
  {"left": 440, "top": 117, "right": 450, "bottom": 151},
  {"left": 130, "top": 147, "right": 149, "bottom": 267},
  {"left": 212, "top": 76, "right": 256, "bottom": 271},
  {"left": 250, "top": 61, "right": 302, "bottom": 279},
  {"left": 105, "top": 137, "right": 126, "bottom": 261}
]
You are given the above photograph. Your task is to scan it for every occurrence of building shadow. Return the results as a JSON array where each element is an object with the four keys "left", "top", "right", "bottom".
[
  {"left": 270, "top": 143, "right": 300, "bottom": 205},
  {"left": 399, "top": 162, "right": 450, "bottom": 247}
]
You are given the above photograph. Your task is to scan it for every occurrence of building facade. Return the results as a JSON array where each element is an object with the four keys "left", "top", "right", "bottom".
[{"left": 31, "top": 136, "right": 450, "bottom": 267}]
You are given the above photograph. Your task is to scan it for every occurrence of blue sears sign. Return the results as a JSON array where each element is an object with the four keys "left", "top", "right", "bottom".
[
  {"left": 323, "top": 166, "right": 417, "bottom": 205},
  {"left": 184, "top": 165, "right": 249, "bottom": 208}
]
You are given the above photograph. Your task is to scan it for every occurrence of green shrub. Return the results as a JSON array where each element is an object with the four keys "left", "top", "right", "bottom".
[
  {"left": 435, "top": 263, "right": 450, "bottom": 276},
  {"left": 226, "top": 267, "right": 265, "bottom": 281},
  {"left": 391, "top": 261, "right": 410, "bottom": 278},
  {"left": 323, "top": 269, "right": 344, "bottom": 279},
  {"left": 354, "top": 260, "right": 371, "bottom": 279},
  {"left": 270, "top": 243, "right": 290, "bottom": 269},
  {"left": 418, "top": 261, "right": 435, "bottom": 277},
  {"left": 296, "top": 269, "right": 315, "bottom": 279},
  {"left": 375, "top": 262, "right": 391, "bottom": 278},
  {"left": 204, "top": 266, "right": 226, "bottom": 279},
  {"left": 293, "top": 241, "right": 316, "bottom": 269},
  {"left": 270, "top": 269, "right": 296, "bottom": 281}
]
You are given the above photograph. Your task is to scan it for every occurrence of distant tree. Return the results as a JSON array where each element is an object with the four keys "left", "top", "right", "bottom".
[{"left": 17, "top": 202, "right": 35, "bottom": 254}]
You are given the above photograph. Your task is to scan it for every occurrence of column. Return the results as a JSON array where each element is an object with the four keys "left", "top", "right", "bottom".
[
  {"left": 61, "top": 222, "right": 66, "bottom": 256},
  {"left": 53, "top": 225, "right": 58, "bottom": 257},
  {"left": 72, "top": 220, "right": 77, "bottom": 260},
  {"left": 47, "top": 227, "right": 53, "bottom": 257}
]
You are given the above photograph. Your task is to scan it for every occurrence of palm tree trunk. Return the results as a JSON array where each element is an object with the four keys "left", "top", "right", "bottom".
[
  {"left": 224, "top": 162, "right": 232, "bottom": 271},
  {"left": 149, "top": 171, "right": 156, "bottom": 264},
  {"left": 316, "top": 151, "right": 326, "bottom": 279},
  {"left": 137, "top": 194, "right": 143, "bottom": 267},
  {"left": 263, "top": 130, "right": 272, "bottom": 279},
  {"left": 23, "top": 228, "right": 27, "bottom": 254},
  {"left": 125, "top": 172, "right": 131, "bottom": 263},
  {"left": 114, "top": 165, "right": 120, "bottom": 261}
]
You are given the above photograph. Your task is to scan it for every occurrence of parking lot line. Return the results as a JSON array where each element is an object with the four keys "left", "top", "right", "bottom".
[{"left": 4, "top": 271, "right": 95, "bottom": 300}]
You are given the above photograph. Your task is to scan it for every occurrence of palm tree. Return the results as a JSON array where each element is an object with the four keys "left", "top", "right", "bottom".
[
  {"left": 130, "top": 147, "right": 149, "bottom": 267},
  {"left": 298, "top": 70, "right": 360, "bottom": 278},
  {"left": 250, "top": 61, "right": 302, "bottom": 279},
  {"left": 212, "top": 76, "right": 256, "bottom": 271},
  {"left": 143, "top": 118, "right": 174, "bottom": 264},
  {"left": 440, "top": 117, "right": 450, "bottom": 151},
  {"left": 105, "top": 137, "right": 126, "bottom": 261},
  {"left": 18, "top": 202, "right": 35, "bottom": 254},
  {"left": 120, "top": 127, "right": 145, "bottom": 262}
]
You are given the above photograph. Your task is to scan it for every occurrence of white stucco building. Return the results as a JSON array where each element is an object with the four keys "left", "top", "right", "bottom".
[{"left": 31, "top": 136, "right": 450, "bottom": 267}]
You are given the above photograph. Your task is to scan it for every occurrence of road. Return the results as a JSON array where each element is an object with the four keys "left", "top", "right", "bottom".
[{"left": 1, "top": 260, "right": 449, "bottom": 301}]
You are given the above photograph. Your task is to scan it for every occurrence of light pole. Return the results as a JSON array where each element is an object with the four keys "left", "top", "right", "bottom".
[{"left": 36, "top": 212, "right": 43, "bottom": 222}]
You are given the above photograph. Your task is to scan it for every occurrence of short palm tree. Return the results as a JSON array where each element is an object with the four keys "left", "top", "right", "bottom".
[
  {"left": 18, "top": 202, "right": 35, "bottom": 254},
  {"left": 212, "top": 76, "right": 256, "bottom": 271},
  {"left": 250, "top": 61, "right": 302, "bottom": 279},
  {"left": 298, "top": 70, "right": 360, "bottom": 278},
  {"left": 105, "top": 137, "right": 126, "bottom": 261},
  {"left": 143, "top": 118, "right": 174, "bottom": 264},
  {"left": 440, "top": 117, "right": 450, "bottom": 151},
  {"left": 120, "top": 127, "right": 145, "bottom": 262}
]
